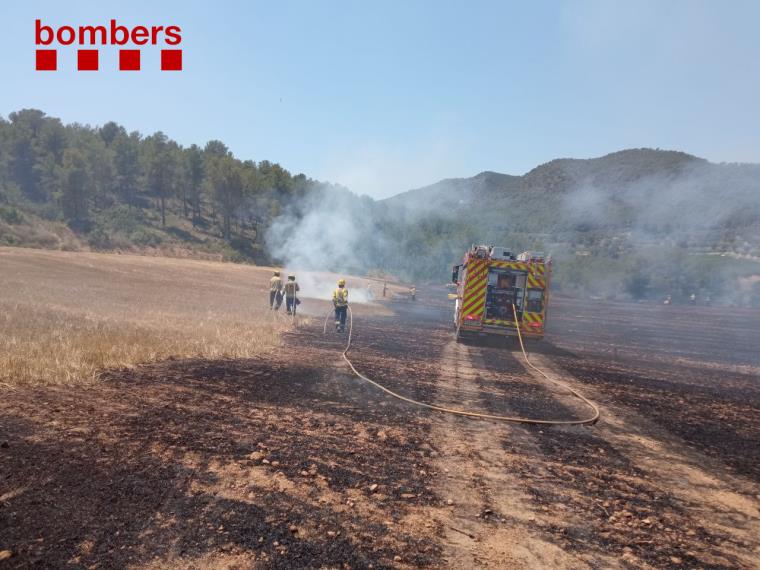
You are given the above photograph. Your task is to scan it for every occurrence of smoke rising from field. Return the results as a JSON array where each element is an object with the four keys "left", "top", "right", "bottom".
[
  {"left": 266, "top": 150, "right": 760, "bottom": 305},
  {"left": 285, "top": 271, "right": 375, "bottom": 304},
  {"left": 265, "top": 184, "right": 380, "bottom": 303}
]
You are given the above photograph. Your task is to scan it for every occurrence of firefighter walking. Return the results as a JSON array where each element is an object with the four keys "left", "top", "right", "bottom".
[
  {"left": 284, "top": 274, "right": 300, "bottom": 315},
  {"left": 333, "top": 278, "right": 349, "bottom": 332},
  {"left": 269, "top": 270, "right": 283, "bottom": 310}
]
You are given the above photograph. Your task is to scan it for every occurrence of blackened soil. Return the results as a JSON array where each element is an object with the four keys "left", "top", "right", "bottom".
[
  {"left": 2, "top": 292, "right": 759, "bottom": 568},
  {"left": 0, "top": 351, "right": 441, "bottom": 569}
]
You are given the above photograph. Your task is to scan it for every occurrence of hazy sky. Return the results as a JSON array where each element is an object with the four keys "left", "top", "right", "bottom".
[{"left": 2, "top": 1, "right": 758, "bottom": 198}]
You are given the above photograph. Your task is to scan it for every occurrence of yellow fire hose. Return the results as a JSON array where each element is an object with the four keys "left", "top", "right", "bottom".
[{"left": 322, "top": 305, "right": 600, "bottom": 425}]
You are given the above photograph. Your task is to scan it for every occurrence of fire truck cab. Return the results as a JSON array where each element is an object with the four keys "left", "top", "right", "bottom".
[{"left": 451, "top": 245, "right": 551, "bottom": 341}]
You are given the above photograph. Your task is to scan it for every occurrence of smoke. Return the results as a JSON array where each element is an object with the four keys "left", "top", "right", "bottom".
[
  {"left": 321, "top": 137, "right": 467, "bottom": 200},
  {"left": 281, "top": 270, "right": 375, "bottom": 304},
  {"left": 556, "top": 154, "right": 760, "bottom": 303},
  {"left": 265, "top": 184, "right": 382, "bottom": 304},
  {"left": 560, "top": 158, "right": 760, "bottom": 241},
  {"left": 266, "top": 150, "right": 760, "bottom": 306}
]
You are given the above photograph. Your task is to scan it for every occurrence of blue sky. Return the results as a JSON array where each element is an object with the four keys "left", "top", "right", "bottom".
[{"left": 2, "top": 1, "right": 759, "bottom": 198}]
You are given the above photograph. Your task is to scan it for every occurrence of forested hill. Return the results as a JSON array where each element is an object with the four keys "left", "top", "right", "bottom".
[
  {"left": 2, "top": 109, "right": 759, "bottom": 304},
  {"left": 375, "top": 148, "right": 760, "bottom": 303},
  {"left": 385, "top": 148, "right": 746, "bottom": 225},
  {"left": 0, "top": 109, "right": 329, "bottom": 261}
]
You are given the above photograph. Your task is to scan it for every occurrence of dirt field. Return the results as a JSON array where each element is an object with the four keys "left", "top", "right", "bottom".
[
  {"left": 2, "top": 251, "right": 760, "bottom": 568},
  {"left": 0, "top": 247, "right": 293, "bottom": 386},
  {"left": 0, "top": 247, "right": 397, "bottom": 386}
]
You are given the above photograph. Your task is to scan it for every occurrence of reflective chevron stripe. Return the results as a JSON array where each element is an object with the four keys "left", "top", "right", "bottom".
[
  {"left": 461, "top": 260, "right": 488, "bottom": 320},
  {"left": 459, "top": 258, "right": 549, "bottom": 329},
  {"left": 527, "top": 273, "right": 543, "bottom": 288},
  {"left": 490, "top": 260, "right": 529, "bottom": 270},
  {"left": 523, "top": 312, "right": 543, "bottom": 325}
]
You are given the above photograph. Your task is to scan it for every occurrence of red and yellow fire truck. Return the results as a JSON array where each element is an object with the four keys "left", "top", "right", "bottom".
[{"left": 451, "top": 245, "right": 551, "bottom": 340}]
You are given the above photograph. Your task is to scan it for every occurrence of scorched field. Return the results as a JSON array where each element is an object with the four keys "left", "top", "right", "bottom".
[{"left": 1, "top": 248, "right": 760, "bottom": 569}]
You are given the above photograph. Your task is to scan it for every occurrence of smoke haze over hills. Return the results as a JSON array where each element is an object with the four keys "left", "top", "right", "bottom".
[
  {"left": 0, "top": 112, "right": 757, "bottom": 304},
  {"left": 267, "top": 149, "right": 760, "bottom": 304}
]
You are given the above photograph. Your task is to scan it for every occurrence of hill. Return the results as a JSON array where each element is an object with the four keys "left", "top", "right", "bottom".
[
  {"left": 2, "top": 109, "right": 759, "bottom": 304},
  {"left": 0, "top": 109, "right": 326, "bottom": 263},
  {"left": 373, "top": 149, "right": 760, "bottom": 302},
  {"left": 386, "top": 149, "right": 760, "bottom": 239}
]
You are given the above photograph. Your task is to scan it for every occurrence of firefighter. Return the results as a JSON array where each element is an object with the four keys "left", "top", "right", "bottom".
[
  {"left": 269, "top": 270, "right": 283, "bottom": 310},
  {"left": 284, "top": 274, "right": 300, "bottom": 315},
  {"left": 333, "top": 278, "right": 349, "bottom": 332}
]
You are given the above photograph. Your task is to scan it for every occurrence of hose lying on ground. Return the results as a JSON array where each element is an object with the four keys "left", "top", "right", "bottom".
[{"left": 322, "top": 305, "right": 600, "bottom": 426}]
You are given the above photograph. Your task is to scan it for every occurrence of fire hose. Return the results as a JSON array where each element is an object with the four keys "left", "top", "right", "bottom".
[{"left": 322, "top": 304, "right": 599, "bottom": 425}]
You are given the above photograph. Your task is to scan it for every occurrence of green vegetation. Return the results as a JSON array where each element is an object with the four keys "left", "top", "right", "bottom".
[
  {"left": 2, "top": 110, "right": 758, "bottom": 305},
  {"left": 0, "top": 109, "right": 317, "bottom": 260},
  {"left": 374, "top": 150, "right": 760, "bottom": 304}
]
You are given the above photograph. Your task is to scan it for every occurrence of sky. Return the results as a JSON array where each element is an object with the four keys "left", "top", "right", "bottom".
[{"left": 1, "top": 0, "right": 759, "bottom": 198}]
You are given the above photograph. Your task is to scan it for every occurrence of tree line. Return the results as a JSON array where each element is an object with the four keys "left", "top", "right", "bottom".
[{"left": 0, "top": 109, "right": 317, "bottom": 252}]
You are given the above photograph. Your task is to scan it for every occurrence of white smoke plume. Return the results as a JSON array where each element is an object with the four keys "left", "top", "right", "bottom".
[
  {"left": 278, "top": 270, "right": 374, "bottom": 304},
  {"left": 265, "top": 150, "right": 760, "bottom": 305},
  {"left": 555, "top": 153, "right": 760, "bottom": 304},
  {"left": 265, "top": 184, "right": 380, "bottom": 304}
]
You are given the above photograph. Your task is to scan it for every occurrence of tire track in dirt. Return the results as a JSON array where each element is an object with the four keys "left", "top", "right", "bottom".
[
  {"left": 528, "top": 352, "right": 760, "bottom": 568},
  {"left": 306, "top": 296, "right": 760, "bottom": 568},
  {"left": 426, "top": 340, "right": 603, "bottom": 569},
  {"left": 469, "top": 340, "right": 759, "bottom": 568},
  {"left": 415, "top": 331, "right": 760, "bottom": 568}
]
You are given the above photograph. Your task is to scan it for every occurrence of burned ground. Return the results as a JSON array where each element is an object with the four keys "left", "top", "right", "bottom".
[
  {"left": 1, "top": 352, "right": 441, "bottom": 568},
  {"left": 2, "top": 291, "right": 760, "bottom": 568}
]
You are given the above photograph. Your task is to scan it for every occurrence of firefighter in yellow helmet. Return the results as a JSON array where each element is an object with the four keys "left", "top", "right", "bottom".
[
  {"left": 269, "top": 270, "right": 283, "bottom": 310},
  {"left": 333, "top": 278, "right": 349, "bottom": 332}
]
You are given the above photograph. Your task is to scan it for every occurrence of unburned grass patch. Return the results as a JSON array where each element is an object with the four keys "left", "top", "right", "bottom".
[
  {"left": 0, "top": 301, "right": 287, "bottom": 386},
  {"left": 0, "top": 248, "right": 299, "bottom": 386}
]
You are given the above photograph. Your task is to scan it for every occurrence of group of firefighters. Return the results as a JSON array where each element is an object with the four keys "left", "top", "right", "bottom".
[
  {"left": 269, "top": 270, "right": 416, "bottom": 332},
  {"left": 268, "top": 271, "right": 300, "bottom": 315},
  {"left": 269, "top": 270, "right": 349, "bottom": 332}
]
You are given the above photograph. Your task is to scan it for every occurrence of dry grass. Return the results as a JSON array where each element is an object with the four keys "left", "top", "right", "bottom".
[{"left": 0, "top": 247, "right": 294, "bottom": 387}]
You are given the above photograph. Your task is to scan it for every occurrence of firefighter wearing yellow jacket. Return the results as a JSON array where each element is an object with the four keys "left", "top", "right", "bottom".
[{"left": 333, "top": 278, "right": 349, "bottom": 332}]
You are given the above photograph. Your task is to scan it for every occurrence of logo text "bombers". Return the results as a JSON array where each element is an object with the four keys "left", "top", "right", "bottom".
[{"left": 36, "top": 20, "right": 182, "bottom": 46}]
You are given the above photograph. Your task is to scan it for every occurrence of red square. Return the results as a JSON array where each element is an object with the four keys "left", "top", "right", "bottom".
[
  {"left": 119, "top": 49, "right": 140, "bottom": 71},
  {"left": 36, "top": 49, "right": 57, "bottom": 71},
  {"left": 161, "top": 49, "right": 182, "bottom": 71},
  {"left": 78, "top": 49, "right": 98, "bottom": 71}
]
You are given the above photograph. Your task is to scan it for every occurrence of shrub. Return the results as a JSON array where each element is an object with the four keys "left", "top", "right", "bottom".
[
  {"left": 130, "top": 228, "right": 163, "bottom": 247},
  {"left": 87, "top": 227, "right": 112, "bottom": 249},
  {"left": 0, "top": 206, "right": 24, "bottom": 225},
  {"left": 98, "top": 205, "right": 146, "bottom": 234}
]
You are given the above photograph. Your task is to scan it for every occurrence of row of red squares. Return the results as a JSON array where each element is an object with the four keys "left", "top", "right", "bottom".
[{"left": 36, "top": 49, "right": 182, "bottom": 71}]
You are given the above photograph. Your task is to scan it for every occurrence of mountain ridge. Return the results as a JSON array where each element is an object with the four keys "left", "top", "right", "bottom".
[{"left": 384, "top": 148, "right": 713, "bottom": 205}]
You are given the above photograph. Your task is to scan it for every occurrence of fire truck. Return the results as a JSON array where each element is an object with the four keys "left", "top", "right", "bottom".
[{"left": 451, "top": 245, "right": 551, "bottom": 341}]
